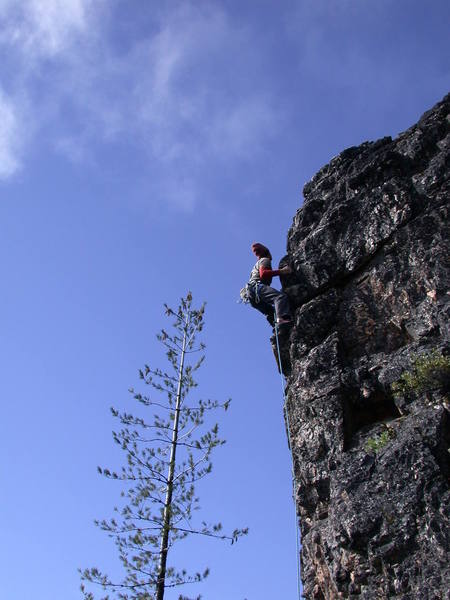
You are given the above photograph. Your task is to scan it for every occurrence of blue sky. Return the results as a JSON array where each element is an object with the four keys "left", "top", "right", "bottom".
[{"left": 0, "top": 1, "right": 448, "bottom": 599}]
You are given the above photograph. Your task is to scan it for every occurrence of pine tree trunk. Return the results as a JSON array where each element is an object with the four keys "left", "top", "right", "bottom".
[{"left": 155, "top": 322, "right": 187, "bottom": 600}]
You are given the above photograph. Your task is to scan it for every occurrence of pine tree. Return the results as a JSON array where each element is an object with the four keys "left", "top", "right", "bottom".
[{"left": 80, "top": 293, "right": 247, "bottom": 600}]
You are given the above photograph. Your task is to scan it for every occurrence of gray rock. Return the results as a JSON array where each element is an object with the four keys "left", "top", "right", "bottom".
[{"left": 280, "top": 94, "right": 450, "bottom": 599}]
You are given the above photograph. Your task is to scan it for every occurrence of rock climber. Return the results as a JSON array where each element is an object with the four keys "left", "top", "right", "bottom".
[{"left": 246, "top": 242, "right": 293, "bottom": 328}]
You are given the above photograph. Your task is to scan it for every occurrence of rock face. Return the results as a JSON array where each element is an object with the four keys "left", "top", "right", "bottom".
[{"left": 280, "top": 94, "right": 450, "bottom": 599}]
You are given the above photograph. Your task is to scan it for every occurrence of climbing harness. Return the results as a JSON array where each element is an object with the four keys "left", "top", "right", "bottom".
[
  {"left": 274, "top": 322, "right": 302, "bottom": 600},
  {"left": 239, "top": 282, "right": 260, "bottom": 305},
  {"left": 239, "top": 284, "right": 252, "bottom": 304}
]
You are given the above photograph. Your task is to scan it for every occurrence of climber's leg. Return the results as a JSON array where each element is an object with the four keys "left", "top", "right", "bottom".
[
  {"left": 250, "top": 298, "right": 275, "bottom": 326},
  {"left": 257, "top": 285, "right": 292, "bottom": 324}
]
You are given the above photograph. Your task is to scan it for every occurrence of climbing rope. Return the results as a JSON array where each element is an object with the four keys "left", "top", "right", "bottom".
[{"left": 274, "top": 322, "right": 302, "bottom": 600}]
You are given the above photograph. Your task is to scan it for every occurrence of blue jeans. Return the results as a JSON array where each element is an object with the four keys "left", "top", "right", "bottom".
[{"left": 248, "top": 282, "right": 291, "bottom": 323}]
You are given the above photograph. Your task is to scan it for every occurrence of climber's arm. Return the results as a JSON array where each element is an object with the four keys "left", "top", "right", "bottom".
[{"left": 259, "top": 264, "right": 292, "bottom": 282}]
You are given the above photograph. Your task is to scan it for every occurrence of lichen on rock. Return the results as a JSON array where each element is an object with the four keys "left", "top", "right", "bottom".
[{"left": 280, "top": 93, "right": 449, "bottom": 599}]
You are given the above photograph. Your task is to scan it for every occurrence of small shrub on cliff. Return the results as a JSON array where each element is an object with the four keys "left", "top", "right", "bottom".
[
  {"left": 365, "top": 429, "right": 395, "bottom": 453},
  {"left": 392, "top": 349, "right": 450, "bottom": 400}
]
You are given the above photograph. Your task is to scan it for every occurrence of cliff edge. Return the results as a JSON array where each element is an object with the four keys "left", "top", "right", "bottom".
[{"left": 281, "top": 94, "right": 450, "bottom": 599}]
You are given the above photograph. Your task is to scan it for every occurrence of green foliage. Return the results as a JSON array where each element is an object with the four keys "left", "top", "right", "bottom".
[
  {"left": 391, "top": 349, "right": 450, "bottom": 400},
  {"left": 80, "top": 293, "right": 247, "bottom": 600},
  {"left": 365, "top": 429, "right": 394, "bottom": 453}
]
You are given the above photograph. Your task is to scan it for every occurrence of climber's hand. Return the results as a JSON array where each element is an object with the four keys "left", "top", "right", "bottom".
[{"left": 280, "top": 265, "right": 292, "bottom": 275}]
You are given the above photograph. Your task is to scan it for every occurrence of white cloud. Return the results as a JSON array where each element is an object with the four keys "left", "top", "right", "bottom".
[
  {"left": 0, "top": 1, "right": 281, "bottom": 207},
  {"left": 0, "top": 0, "right": 91, "bottom": 59},
  {"left": 0, "top": 89, "right": 23, "bottom": 178}
]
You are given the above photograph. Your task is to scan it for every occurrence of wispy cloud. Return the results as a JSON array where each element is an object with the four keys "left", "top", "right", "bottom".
[
  {"left": 0, "top": 0, "right": 91, "bottom": 58},
  {"left": 285, "top": 0, "right": 446, "bottom": 103},
  {"left": 130, "top": 5, "right": 281, "bottom": 163},
  {"left": 0, "top": 0, "right": 96, "bottom": 178},
  {"left": 0, "top": 88, "right": 23, "bottom": 178},
  {"left": 0, "top": 1, "right": 281, "bottom": 209}
]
